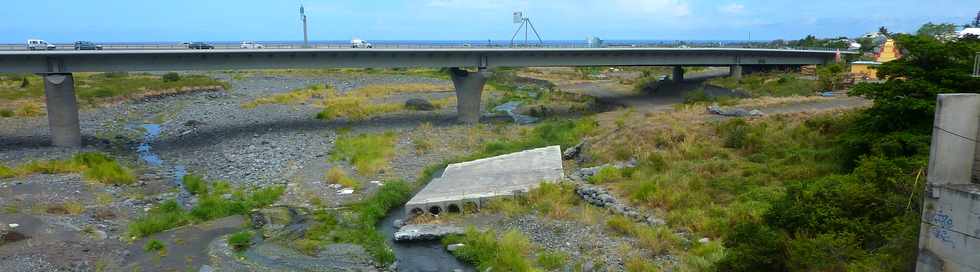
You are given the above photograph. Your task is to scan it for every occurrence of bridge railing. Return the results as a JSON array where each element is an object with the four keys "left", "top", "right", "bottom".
[{"left": 0, "top": 42, "right": 858, "bottom": 52}]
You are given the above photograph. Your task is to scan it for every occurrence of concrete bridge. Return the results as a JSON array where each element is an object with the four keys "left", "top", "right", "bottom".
[{"left": 0, "top": 47, "right": 848, "bottom": 147}]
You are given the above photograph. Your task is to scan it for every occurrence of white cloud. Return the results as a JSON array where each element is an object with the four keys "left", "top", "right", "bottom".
[
  {"left": 613, "top": 0, "right": 690, "bottom": 17},
  {"left": 718, "top": 3, "right": 745, "bottom": 14}
]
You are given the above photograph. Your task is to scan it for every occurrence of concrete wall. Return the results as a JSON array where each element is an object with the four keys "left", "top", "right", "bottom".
[{"left": 917, "top": 94, "right": 980, "bottom": 272}]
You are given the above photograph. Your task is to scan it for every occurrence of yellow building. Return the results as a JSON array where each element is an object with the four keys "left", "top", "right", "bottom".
[
  {"left": 876, "top": 39, "right": 900, "bottom": 62},
  {"left": 851, "top": 61, "right": 882, "bottom": 80},
  {"left": 849, "top": 38, "right": 900, "bottom": 81}
]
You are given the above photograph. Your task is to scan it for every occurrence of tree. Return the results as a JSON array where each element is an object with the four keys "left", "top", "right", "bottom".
[
  {"left": 916, "top": 22, "right": 958, "bottom": 39},
  {"left": 973, "top": 10, "right": 980, "bottom": 27},
  {"left": 879, "top": 26, "right": 890, "bottom": 37}
]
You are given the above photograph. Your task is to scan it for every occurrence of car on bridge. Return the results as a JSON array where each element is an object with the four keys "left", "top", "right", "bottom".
[
  {"left": 26, "top": 39, "right": 56, "bottom": 50},
  {"left": 187, "top": 42, "right": 214, "bottom": 49},
  {"left": 351, "top": 39, "right": 373, "bottom": 48},
  {"left": 73, "top": 41, "right": 103, "bottom": 50},
  {"left": 240, "top": 41, "right": 264, "bottom": 49}
]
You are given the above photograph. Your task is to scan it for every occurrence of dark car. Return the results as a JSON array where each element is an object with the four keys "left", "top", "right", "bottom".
[
  {"left": 73, "top": 41, "right": 102, "bottom": 50},
  {"left": 188, "top": 42, "right": 214, "bottom": 49}
]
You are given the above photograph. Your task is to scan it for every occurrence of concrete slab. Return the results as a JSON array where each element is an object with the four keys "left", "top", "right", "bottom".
[{"left": 405, "top": 145, "right": 564, "bottom": 215}]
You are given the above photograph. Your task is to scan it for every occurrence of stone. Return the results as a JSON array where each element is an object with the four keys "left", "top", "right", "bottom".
[
  {"left": 405, "top": 98, "right": 436, "bottom": 111},
  {"left": 447, "top": 243, "right": 465, "bottom": 252},
  {"left": 393, "top": 224, "right": 466, "bottom": 242},
  {"left": 562, "top": 141, "right": 586, "bottom": 160},
  {"left": 338, "top": 189, "right": 354, "bottom": 195},
  {"left": 199, "top": 264, "right": 215, "bottom": 272},
  {"left": 698, "top": 237, "right": 710, "bottom": 244},
  {"left": 392, "top": 219, "right": 406, "bottom": 229}
]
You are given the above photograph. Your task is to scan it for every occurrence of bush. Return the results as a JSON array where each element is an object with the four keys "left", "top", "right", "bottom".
[
  {"left": 161, "top": 72, "right": 181, "bottom": 82},
  {"left": 606, "top": 215, "right": 636, "bottom": 235},
  {"left": 0, "top": 165, "right": 14, "bottom": 178},
  {"left": 129, "top": 200, "right": 191, "bottom": 238},
  {"left": 589, "top": 166, "right": 622, "bottom": 184},
  {"left": 0, "top": 109, "right": 13, "bottom": 117},
  {"left": 73, "top": 152, "right": 136, "bottom": 185},
  {"left": 144, "top": 239, "right": 166, "bottom": 253},
  {"left": 182, "top": 174, "right": 208, "bottom": 195},
  {"left": 633, "top": 76, "right": 661, "bottom": 93},
  {"left": 228, "top": 231, "right": 253, "bottom": 251}
]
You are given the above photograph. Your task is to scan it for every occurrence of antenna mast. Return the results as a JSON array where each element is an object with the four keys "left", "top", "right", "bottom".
[
  {"left": 301, "top": 4, "right": 309, "bottom": 48},
  {"left": 510, "top": 11, "right": 543, "bottom": 47}
]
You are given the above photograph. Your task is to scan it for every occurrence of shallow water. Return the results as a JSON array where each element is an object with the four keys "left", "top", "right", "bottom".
[
  {"left": 379, "top": 208, "right": 474, "bottom": 272},
  {"left": 133, "top": 123, "right": 190, "bottom": 206}
]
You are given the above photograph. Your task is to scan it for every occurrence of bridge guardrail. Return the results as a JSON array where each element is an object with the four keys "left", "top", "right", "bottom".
[{"left": 0, "top": 42, "right": 858, "bottom": 52}]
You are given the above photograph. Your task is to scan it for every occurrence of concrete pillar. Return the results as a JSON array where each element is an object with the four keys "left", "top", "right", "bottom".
[
  {"left": 449, "top": 67, "right": 490, "bottom": 124},
  {"left": 43, "top": 73, "right": 82, "bottom": 147},
  {"left": 672, "top": 66, "right": 684, "bottom": 82},
  {"left": 915, "top": 93, "right": 980, "bottom": 272},
  {"left": 730, "top": 65, "right": 743, "bottom": 80}
]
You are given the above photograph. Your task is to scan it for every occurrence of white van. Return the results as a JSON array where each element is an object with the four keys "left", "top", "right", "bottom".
[
  {"left": 27, "top": 39, "right": 56, "bottom": 50},
  {"left": 240, "top": 41, "right": 264, "bottom": 49},
  {"left": 351, "top": 39, "right": 373, "bottom": 48}
]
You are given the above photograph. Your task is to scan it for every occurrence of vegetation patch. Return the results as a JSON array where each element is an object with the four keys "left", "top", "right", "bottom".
[
  {"left": 707, "top": 72, "right": 821, "bottom": 97},
  {"left": 228, "top": 230, "right": 254, "bottom": 251},
  {"left": 325, "top": 167, "right": 360, "bottom": 189},
  {"left": 241, "top": 84, "right": 330, "bottom": 109},
  {"left": 128, "top": 176, "right": 285, "bottom": 238},
  {"left": 0, "top": 152, "right": 136, "bottom": 185},
  {"left": 443, "top": 228, "right": 536, "bottom": 271},
  {"left": 330, "top": 132, "right": 398, "bottom": 175},
  {"left": 0, "top": 72, "right": 228, "bottom": 109}
]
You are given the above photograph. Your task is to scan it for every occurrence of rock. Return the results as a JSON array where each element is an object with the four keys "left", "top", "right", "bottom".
[
  {"left": 405, "top": 98, "right": 436, "bottom": 111},
  {"left": 199, "top": 265, "right": 214, "bottom": 272},
  {"left": 447, "top": 243, "right": 465, "bottom": 252},
  {"left": 8, "top": 223, "right": 18, "bottom": 228},
  {"left": 251, "top": 207, "right": 306, "bottom": 240},
  {"left": 183, "top": 120, "right": 206, "bottom": 127},
  {"left": 699, "top": 237, "right": 711, "bottom": 244},
  {"left": 393, "top": 224, "right": 465, "bottom": 242},
  {"left": 707, "top": 103, "right": 764, "bottom": 117},
  {"left": 392, "top": 219, "right": 406, "bottom": 229},
  {"left": 562, "top": 141, "right": 586, "bottom": 160},
  {"left": 338, "top": 189, "right": 354, "bottom": 195}
]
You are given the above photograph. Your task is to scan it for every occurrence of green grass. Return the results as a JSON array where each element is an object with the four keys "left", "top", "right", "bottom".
[
  {"left": 228, "top": 230, "right": 254, "bottom": 251},
  {"left": 0, "top": 152, "right": 136, "bottom": 185},
  {"left": 707, "top": 72, "right": 819, "bottom": 97},
  {"left": 144, "top": 239, "right": 166, "bottom": 253},
  {"left": 443, "top": 227, "right": 536, "bottom": 271},
  {"left": 298, "top": 180, "right": 413, "bottom": 265},
  {"left": 330, "top": 132, "right": 398, "bottom": 175},
  {"left": 535, "top": 250, "right": 568, "bottom": 270},
  {"left": 0, "top": 72, "right": 228, "bottom": 106},
  {"left": 242, "top": 84, "right": 330, "bottom": 109},
  {"left": 128, "top": 179, "right": 285, "bottom": 238},
  {"left": 182, "top": 174, "right": 208, "bottom": 195}
]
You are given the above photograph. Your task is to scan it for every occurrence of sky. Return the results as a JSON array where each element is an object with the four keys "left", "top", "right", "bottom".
[{"left": 0, "top": 0, "right": 976, "bottom": 43}]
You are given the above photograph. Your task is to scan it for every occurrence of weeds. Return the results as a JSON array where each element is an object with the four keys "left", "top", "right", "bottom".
[
  {"left": 444, "top": 228, "right": 535, "bottom": 271},
  {"left": 0, "top": 152, "right": 136, "bottom": 185},
  {"left": 325, "top": 167, "right": 360, "bottom": 189},
  {"left": 182, "top": 175, "right": 208, "bottom": 195},
  {"left": 330, "top": 132, "right": 398, "bottom": 175},
  {"left": 228, "top": 231, "right": 253, "bottom": 251},
  {"left": 128, "top": 179, "right": 285, "bottom": 238},
  {"left": 144, "top": 239, "right": 166, "bottom": 255},
  {"left": 242, "top": 84, "right": 329, "bottom": 109},
  {"left": 536, "top": 250, "right": 568, "bottom": 270}
]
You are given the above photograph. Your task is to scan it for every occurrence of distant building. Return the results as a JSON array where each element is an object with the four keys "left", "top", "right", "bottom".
[
  {"left": 850, "top": 38, "right": 901, "bottom": 81},
  {"left": 959, "top": 27, "right": 980, "bottom": 38}
]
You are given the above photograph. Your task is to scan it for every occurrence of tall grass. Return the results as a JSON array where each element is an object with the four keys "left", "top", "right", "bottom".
[
  {"left": 707, "top": 73, "right": 819, "bottom": 97},
  {"left": 443, "top": 227, "right": 536, "bottom": 272},
  {"left": 0, "top": 73, "right": 228, "bottom": 105},
  {"left": 325, "top": 167, "right": 360, "bottom": 189},
  {"left": 241, "top": 84, "right": 330, "bottom": 109},
  {"left": 330, "top": 132, "right": 398, "bottom": 175}
]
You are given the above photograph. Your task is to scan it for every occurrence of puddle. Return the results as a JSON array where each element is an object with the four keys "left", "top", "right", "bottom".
[{"left": 379, "top": 208, "right": 473, "bottom": 272}]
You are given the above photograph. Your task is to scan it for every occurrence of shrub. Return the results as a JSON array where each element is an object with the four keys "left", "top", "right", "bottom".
[
  {"left": 633, "top": 76, "right": 661, "bottom": 93},
  {"left": 20, "top": 77, "right": 30, "bottom": 88},
  {"left": 161, "top": 72, "right": 181, "bottom": 82},
  {"left": 325, "top": 167, "right": 360, "bottom": 189},
  {"left": 0, "top": 165, "right": 15, "bottom": 178},
  {"left": 83, "top": 160, "right": 136, "bottom": 185},
  {"left": 0, "top": 109, "right": 13, "bottom": 117},
  {"left": 102, "top": 72, "right": 129, "bottom": 78},
  {"left": 15, "top": 103, "right": 42, "bottom": 117},
  {"left": 330, "top": 132, "right": 398, "bottom": 175},
  {"left": 606, "top": 215, "right": 636, "bottom": 235},
  {"left": 144, "top": 239, "right": 166, "bottom": 253},
  {"left": 228, "top": 231, "right": 253, "bottom": 251},
  {"left": 129, "top": 200, "right": 191, "bottom": 238},
  {"left": 183, "top": 174, "right": 208, "bottom": 195}
]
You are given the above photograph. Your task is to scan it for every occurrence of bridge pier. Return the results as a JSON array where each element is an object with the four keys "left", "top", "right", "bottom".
[
  {"left": 43, "top": 73, "right": 82, "bottom": 147},
  {"left": 730, "top": 65, "right": 743, "bottom": 80},
  {"left": 449, "top": 67, "right": 490, "bottom": 124},
  {"left": 672, "top": 66, "right": 684, "bottom": 82}
]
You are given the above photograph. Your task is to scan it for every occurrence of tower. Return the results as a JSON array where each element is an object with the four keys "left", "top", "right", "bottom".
[{"left": 301, "top": 5, "right": 309, "bottom": 48}]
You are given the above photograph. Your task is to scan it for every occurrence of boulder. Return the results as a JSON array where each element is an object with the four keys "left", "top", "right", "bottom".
[
  {"left": 447, "top": 243, "right": 465, "bottom": 252},
  {"left": 393, "top": 224, "right": 465, "bottom": 242},
  {"left": 405, "top": 98, "right": 436, "bottom": 111}
]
